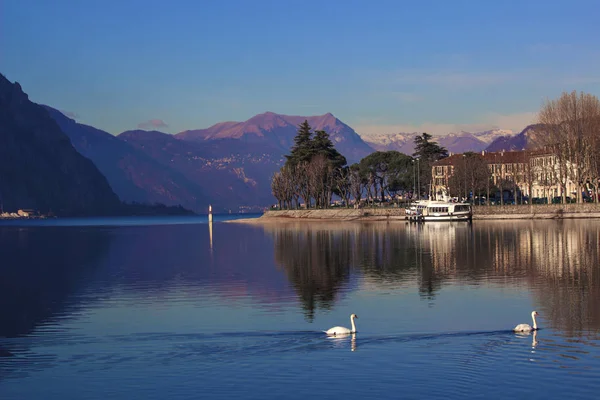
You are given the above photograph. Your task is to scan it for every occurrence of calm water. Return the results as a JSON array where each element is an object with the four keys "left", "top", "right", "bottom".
[{"left": 1, "top": 216, "right": 599, "bottom": 399}]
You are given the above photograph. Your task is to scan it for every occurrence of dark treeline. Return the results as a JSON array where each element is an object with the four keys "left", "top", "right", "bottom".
[{"left": 270, "top": 122, "right": 447, "bottom": 209}]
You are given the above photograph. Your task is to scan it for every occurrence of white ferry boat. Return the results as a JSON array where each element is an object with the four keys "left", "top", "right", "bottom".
[{"left": 405, "top": 195, "right": 472, "bottom": 222}]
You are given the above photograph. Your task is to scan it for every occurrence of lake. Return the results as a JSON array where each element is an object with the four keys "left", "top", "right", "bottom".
[{"left": 1, "top": 216, "right": 599, "bottom": 399}]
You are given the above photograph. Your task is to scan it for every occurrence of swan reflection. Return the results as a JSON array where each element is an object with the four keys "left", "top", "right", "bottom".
[
  {"left": 326, "top": 333, "right": 357, "bottom": 351},
  {"left": 515, "top": 330, "right": 538, "bottom": 347},
  {"left": 532, "top": 330, "right": 538, "bottom": 348},
  {"left": 265, "top": 221, "right": 600, "bottom": 335},
  {"left": 515, "top": 330, "right": 539, "bottom": 362}
]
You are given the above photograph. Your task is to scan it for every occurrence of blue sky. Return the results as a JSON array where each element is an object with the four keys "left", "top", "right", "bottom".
[{"left": 2, "top": 0, "right": 599, "bottom": 136}]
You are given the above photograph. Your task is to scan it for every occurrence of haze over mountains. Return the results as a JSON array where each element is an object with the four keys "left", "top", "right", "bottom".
[
  {"left": 361, "top": 129, "right": 517, "bottom": 155},
  {"left": 1, "top": 74, "right": 535, "bottom": 215}
]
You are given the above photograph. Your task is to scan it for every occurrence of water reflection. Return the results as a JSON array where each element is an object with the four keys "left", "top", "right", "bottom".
[
  {"left": 515, "top": 330, "right": 538, "bottom": 349},
  {"left": 0, "top": 227, "right": 112, "bottom": 338},
  {"left": 326, "top": 333, "right": 357, "bottom": 352},
  {"left": 266, "top": 220, "right": 600, "bottom": 335},
  {"left": 270, "top": 225, "right": 354, "bottom": 320},
  {"left": 209, "top": 220, "right": 213, "bottom": 253}
]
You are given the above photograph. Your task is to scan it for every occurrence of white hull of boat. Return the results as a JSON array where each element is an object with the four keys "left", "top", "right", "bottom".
[{"left": 405, "top": 199, "right": 472, "bottom": 223}]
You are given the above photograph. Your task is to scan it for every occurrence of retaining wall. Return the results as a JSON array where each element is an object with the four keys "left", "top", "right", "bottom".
[{"left": 261, "top": 203, "right": 600, "bottom": 221}]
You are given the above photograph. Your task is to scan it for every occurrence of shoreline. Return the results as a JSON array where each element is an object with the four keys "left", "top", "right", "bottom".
[{"left": 227, "top": 205, "right": 600, "bottom": 223}]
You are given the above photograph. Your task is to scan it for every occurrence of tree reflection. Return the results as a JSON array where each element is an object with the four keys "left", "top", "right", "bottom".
[
  {"left": 266, "top": 220, "right": 600, "bottom": 335},
  {"left": 267, "top": 222, "right": 472, "bottom": 318},
  {"left": 271, "top": 225, "right": 353, "bottom": 320}
]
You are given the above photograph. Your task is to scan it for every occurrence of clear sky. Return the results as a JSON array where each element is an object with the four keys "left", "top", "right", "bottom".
[{"left": 2, "top": 0, "right": 599, "bottom": 136}]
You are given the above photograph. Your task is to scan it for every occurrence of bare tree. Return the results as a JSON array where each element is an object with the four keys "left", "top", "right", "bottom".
[
  {"left": 349, "top": 165, "right": 365, "bottom": 208},
  {"left": 294, "top": 162, "right": 312, "bottom": 208},
  {"left": 271, "top": 172, "right": 284, "bottom": 209},
  {"left": 307, "top": 155, "right": 329, "bottom": 208},
  {"left": 280, "top": 165, "right": 297, "bottom": 209},
  {"left": 537, "top": 91, "right": 600, "bottom": 203},
  {"left": 334, "top": 167, "right": 352, "bottom": 208},
  {"left": 448, "top": 152, "right": 491, "bottom": 202}
]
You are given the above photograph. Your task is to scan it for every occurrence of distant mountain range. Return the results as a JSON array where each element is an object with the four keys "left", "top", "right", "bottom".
[
  {"left": 484, "top": 125, "right": 540, "bottom": 152},
  {"left": 46, "top": 107, "right": 213, "bottom": 212},
  {"left": 177, "top": 111, "right": 374, "bottom": 164},
  {"left": 361, "top": 129, "right": 516, "bottom": 154},
  {"left": 1, "top": 73, "right": 539, "bottom": 214}
]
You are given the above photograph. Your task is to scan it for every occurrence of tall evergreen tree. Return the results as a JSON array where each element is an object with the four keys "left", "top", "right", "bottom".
[
  {"left": 312, "top": 130, "right": 347, "bottom": 169},
  {"left": 285, "top": 120, "right": 314, "bottom": 167},
  {"left": 413, "top": 132, "right": 448, "bottom": 161},
  {"left": 412, "top": 133, "right": 448, "bottom": 198}
]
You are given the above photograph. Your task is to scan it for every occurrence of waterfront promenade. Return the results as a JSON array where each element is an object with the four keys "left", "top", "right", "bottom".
[{"left": 234, "top": 203, "right": 600, "bottom": 222}]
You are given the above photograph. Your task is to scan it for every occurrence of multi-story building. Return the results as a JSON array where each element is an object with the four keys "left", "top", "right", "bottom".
[{"left": 431, "top": 150, "right": 577, "bottom": 202}]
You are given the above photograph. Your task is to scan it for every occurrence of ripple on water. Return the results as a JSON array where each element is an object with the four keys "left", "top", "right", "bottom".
[{"left": 2, "top": 327, "right": 600, "bottom": 399}]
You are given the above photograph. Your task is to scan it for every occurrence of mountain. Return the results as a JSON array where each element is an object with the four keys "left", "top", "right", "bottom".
[
  {"left": 0, "top": 73, "right": 121, "bottom": 216},
  {"left": 485, "top": 125, "right": 540, "bottom": 152},
  {"left": 44, "top": 107, "right": 210, "bottom": 212},
  {"left": 113, "top": 111, "right": 376, "bottom": 212},
  {"left": 119, "top": 129, "right": 283, "bottom": 211},
  {"left": 472, "top": 129, "right": 514, "bottom": 144},
  {"left": 436, "top": 133, "right": 487, "bottom": 154},
  {"left": 361, "top": 129, "right": 516, "bottom": 155},
  {"left": 360, "top": 132, "right": 419, "bottom": 154},
  {"left": 176, "top": 111, "right": 374, "bottom": 164}
]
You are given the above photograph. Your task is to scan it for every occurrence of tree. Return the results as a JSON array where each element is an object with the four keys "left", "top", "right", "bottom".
[
  {"left": 276, "top": 121, "right": 349, "bottom": 209},
  {"left": 358, "top": 151, "right": 411, "bottom": 203},
  {"left": 536, "top": 91, "right": 600, "bottom": 203},
  {"left": 333, "top": 167, "right": 352, "bottom": 208},
  {"left": 307, "top": 155, "right": 331, "bottom": 208},
  {"left": 448, "top": 152, "right": 492, "bottom": 203},
  {"left": 285, "top": 120, "right": 314, "bottom": 168},
  {"left": 348, "top": 164, "right": 365, "bottom": 207},
  {"left": 413, "top": 133, "right": 449, "bottom": 198},
  {"left": 312, "top": 130, "right": 347, "bottom": 169},
  {"left": 271, "top": 171, "right": 285, "bottom": 209}
]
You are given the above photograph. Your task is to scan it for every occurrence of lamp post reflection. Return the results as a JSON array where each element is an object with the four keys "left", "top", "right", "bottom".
[{"left": 209, "top": 220, "right": 213, "bottom": 253}]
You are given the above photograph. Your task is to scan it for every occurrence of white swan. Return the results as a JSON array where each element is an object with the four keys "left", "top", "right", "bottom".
[
  {"left": 325, "top": 314, "right": 358, "bottom": 336},
  {"left": 513, "top": 311, "right": 539, "bottom": 332}
]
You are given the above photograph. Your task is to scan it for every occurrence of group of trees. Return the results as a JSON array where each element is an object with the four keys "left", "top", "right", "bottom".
[
  {"left": 435, "top": 90, "right": 600, "bottom": 205},
  {"left": 271, "top": 90, "right": 600, "bottom": 208},
  {"left": 535, "top": 90, "right": 600, "bottom": 203},
  {"left": 271, "top": 122, "right": 448, "bottom": 209},
  {"left": 444, "top": 151, "right": 529, "bottom": 205},
  {"left": 270, "top": 121, "right": 347, "bottom": 209}
]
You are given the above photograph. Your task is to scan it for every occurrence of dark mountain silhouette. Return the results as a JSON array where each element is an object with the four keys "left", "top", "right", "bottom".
[
  {"left": 44, "top": 107, "right": 210, "bottom": 212},
  {"left": 485, "top": 125, "right": 541, "bottom": 152},
  {"left": 119, "top": 129, "right": 282, "bottom": 211},
  {"left": 0, "top": 73, "right": 121, "bottom": 216},
  {"left": 176, "top": 111, "right": 374, "bottom": 164}
]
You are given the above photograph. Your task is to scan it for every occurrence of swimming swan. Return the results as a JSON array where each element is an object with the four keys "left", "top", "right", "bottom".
[
  {"left": 513, "top": 311, "right": 539, "bottom": 332},
  {"left": 325, "top": 314, "right": 358, "bottom": 336}
]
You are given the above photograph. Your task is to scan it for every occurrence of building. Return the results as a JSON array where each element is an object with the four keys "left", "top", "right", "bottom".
[{"left": 432, "top": 150, "right": 577, "bottom": 203}]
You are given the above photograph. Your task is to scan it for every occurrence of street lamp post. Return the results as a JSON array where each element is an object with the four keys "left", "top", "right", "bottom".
[
  {"left": 416, "top": 158, "right": 420, "bottom": 200},
  {"left": 412, "top": 159, "right": 416, "bottom": 200},
  {"left": 462, "top": 154, "right": 467, "bottom": 202}
]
